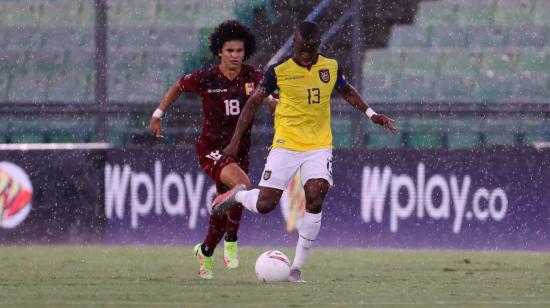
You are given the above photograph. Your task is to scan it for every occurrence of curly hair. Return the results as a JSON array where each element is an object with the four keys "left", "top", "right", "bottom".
[{"left": 209, "top": 20, "right": 256, "bottom": 60}]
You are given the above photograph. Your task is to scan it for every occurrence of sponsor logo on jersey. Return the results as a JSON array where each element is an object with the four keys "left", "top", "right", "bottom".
[
  {"left": 319, "top": 69, "right": 330, "bottom": 83},
  {"left": 263, "top": 170, "right": 272, "bottom": 180},
  {"left": 245, "top": 82, "right": 255, "bottom": 95},
  {"left": 282, "top": 76, "right": 305, "bottom": 81},
  {"left": 207, "top": 88, "right": 228, "bottom": 93},
  {"left": 0, "top": 162, "right": 33, "bottom": 229}
]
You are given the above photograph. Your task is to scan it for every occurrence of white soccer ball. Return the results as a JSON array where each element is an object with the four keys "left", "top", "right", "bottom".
[{"left": 255, "top": 250, "right": 291, "bottom": 282}]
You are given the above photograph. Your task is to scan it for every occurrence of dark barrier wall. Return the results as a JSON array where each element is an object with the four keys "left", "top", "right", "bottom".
[
  {"left": 0, "top": 149, "right": 105, "bottom": 244},
  {"left": 2, "top": 146, "right": 549, "bottom": 250}
]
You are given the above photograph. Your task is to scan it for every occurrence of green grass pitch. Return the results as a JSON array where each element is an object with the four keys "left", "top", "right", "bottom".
[{"left": 0, "top": 246, "right": 549, "bottom": 307}]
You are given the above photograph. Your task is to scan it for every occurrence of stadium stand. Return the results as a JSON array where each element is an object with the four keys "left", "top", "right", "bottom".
[
  {"left": 0, "top": 0, "right": 270, "bottom": 143},
  {"left": 1, "top": 0, "right": 548, "bottom": 148},
  {"left": 362, "top": 0, "right": 550, "bottom": 148}
]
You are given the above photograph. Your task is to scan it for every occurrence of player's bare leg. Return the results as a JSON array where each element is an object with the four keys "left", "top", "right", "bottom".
[
  {"left": 219, "top": 163, "right": 251, "bottom": 269},
  {"left": 212, "top": 185, "right": 283, "bottom": 215},
  {"left": 288, "top": 178, "right": 329, "bottom": 283}
]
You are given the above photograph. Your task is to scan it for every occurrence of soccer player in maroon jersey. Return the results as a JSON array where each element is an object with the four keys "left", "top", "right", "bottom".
[{"left": 149, "top": 20, "right": 274, "bottom": 279}]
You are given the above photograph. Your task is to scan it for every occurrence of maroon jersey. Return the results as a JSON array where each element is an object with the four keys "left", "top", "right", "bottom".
[{"left": 179, "top": 64, "right": 263, "bottom": 155}]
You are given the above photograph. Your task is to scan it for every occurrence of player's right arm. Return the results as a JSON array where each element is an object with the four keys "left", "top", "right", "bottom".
[
  {"left": 223, "top": 87, "right": 270, "bottom": 156},
  {"left": 150, "top": 81, "right": 183, "bottom": 138},
  {"left": 150, "top": 72, "right": 200, "bottom": 138}
]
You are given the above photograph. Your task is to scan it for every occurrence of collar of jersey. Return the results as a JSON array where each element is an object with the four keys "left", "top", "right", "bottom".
[{"left": 291, "top": 55, "right": 319, "bottom": 71}]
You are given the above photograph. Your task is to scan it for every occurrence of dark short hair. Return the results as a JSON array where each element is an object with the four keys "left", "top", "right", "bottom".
[
  {"left": 209, "top": 20, "right": 256, "bottom": 60},
  {"left": 296, "top": 21, "right": 321, "bottom": 41}
]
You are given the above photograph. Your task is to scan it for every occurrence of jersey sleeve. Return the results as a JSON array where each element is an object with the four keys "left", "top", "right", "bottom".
[
  {"left": 336, "top": 64, "right": 348, "bottom": 89},
  {"left": 178, "top": 71, "right": 201, "bottom": 93},
  {"left": 260, "top": 65, "right": 277, "bottom": 94}
]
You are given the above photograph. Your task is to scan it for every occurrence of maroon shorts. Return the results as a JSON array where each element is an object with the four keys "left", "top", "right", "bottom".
[{"left": 196, "top": 142, "right": 249, "bottom": 194}]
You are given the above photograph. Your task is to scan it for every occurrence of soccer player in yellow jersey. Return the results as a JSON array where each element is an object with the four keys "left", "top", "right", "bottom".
[{"left": 213, "top": 21, "right": 397, "bottom": 282}]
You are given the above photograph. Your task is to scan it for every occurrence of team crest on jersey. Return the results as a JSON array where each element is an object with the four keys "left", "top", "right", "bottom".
[
  {"left": 245, "top": 82, "right": 255, "bottom": 95},
  {"left": 263, "top": 170, "right": 271, "bottom": 180},
  {"left": 318, "top": 69, "right": 330, "bottom": 83}
]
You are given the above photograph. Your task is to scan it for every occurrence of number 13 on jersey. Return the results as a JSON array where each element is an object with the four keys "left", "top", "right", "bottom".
[{"left": 224, "top": 99, "right": 240, "bottom": 115}]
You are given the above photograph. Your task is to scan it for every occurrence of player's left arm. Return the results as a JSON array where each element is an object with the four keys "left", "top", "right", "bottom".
[{"left": 336, "top": 70, "right": 397, "bottom": 133}]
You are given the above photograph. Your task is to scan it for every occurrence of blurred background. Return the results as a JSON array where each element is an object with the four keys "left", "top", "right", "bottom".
[{"left": 0, "top": 0, "right": 549, "bottom": 149}]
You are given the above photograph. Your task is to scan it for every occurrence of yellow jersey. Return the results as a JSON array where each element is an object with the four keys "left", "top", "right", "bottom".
[{"left": 261, "top": 55, "right": 347, "bottom": 151}]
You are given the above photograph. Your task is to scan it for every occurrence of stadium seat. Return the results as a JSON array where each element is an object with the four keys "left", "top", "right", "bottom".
[
  {"left": 48, "top": 133, "right": 87, "bottom": 143},
  {"left": 468, "top": 26, "right": 508, "bottom": 48},
  {"left": 9, "top": 133, "right": 45, "bottom": 144},
  {"left": 8, "top": 73, "right": 49, "bottom": 103},
  {"left": 484, "top": 133, "right": 518, "bottom": 147},
  {"left": 180, "top": 52, "right": 203, "bottom": 76},
  {"left": 434, "top": 75, "right": 473, "bottom": 101},
  {"left": 125, "top": 71, "right": 168, "bottom": 103},
  {"left": 155, "top": 0, "right": 237, "bottom": 28},
  {"left": 406, "top": 118, "right": 445, "bottom": 149},
  {"left": 471, "top": 75, "right": 513, "bottom": 102},
  {"left": 364, "top": 117, "right": 403, "bottom": 148},
  {"left": 155, "top": 0, "right": 202, "bottom": 27},
  {"left": 108, "top": 47, "right": 146, "bottom": 72},
  {"left": 431, "top": 26, "right": 467, "bottom": 48},
  {"left": 332, "top": 118, "right": 353, "bottom": 149},
  {"left": 364, "top": 131, "right": 403, "bottom": 149},
  {"left": 156, "top": 26, "right": 200, "bottom": 51},
  {"left": 447, "top": 119, "right": 482, "bottom": 149},
  {"left": 40, "top": 0, "right": 84, "bottom": 26},
  {"left": 109, "top": 26, "right": 157, "bottom": 49},
  {"left": 0, "top": 73, "right": 9, "bottom": 101},
  {"left": 361, "top": 75, "right": 395, "bottom": 102},
  {"left": 388, "top": 26, "right": 430, "bottom": 48},
  {"left": 457, "top": 0, "right": 496, "bottom": 26},
  {"left": 394, "top": 75, "right": 435, "bottom": 102},
  {"left": 76, "top": 0, "right": 96, "bottom": 26},
  {"left": 46, "top": 70, "right": 94, "bottom": 103},
  {"left": 5, "top": 26, "right": 43, "bottom": 49},
  {"left": 517, "top": 49, "right": 550, "bottom": 73},
  {"left": 415, "top": 0, "right": 458, "bottom": 27},
  {"left": 0, "top": 48, "right": 28, "bottom": 74},
  {"left": 73, "top": 28, "right": 95, "bottom": 49},
  {"left": 510, "top": 73, "right": 550, "bottom": 101},
  {"left": 0, "top": 2, "right": 42, "bottom": 26},
  {"left": 480, "top": 51, "right": 519, "bottom": 76},
  {"left": 8, "top": 120, "right": 45, "bottom": 142},
  {"left": 507, "top": 25, "right": 546, "bottom": 48},
  {"left": 108, "top": 0, "right": 156, "bottom": 27},
  {"left": 42, "top": 27, "right": 83, "bottom": 49},
  {"left": 521, "top": 118, "right": 548, "bottom": 144},
  {"left": 107, "top": 117, "right": 133, "bottom": 145},
  {"left": 28, "top": 49, "right": 68, "bottom": 73},
  {"left": 46, "top": 118, "right": 92, "bottom": 142},
  {"left": 107, "top": 70, "right": 128, "bottom": 102},
  {"left": 145, "top": 48, "right": 183, "bottom": 72},
  {"left": 408, "top": 133, "right": 444, "bottom": 149},
  {"left": 439, "top": 50, "right": 482, "bottom": 76},
  {"left": 67, "top": 48, "right": 95, "bottom": 71},
  {"left": 494, "top": 0, "right": 534, "bottom": 26},
  {"left": 363, "top": 50, "right": 404, "bottom": 76},
  {"left": 402, "top": 50, "right": 439, "bottom": 76},
  {"left": 448, "top": 133, "right": 482, "bottom": 149},
  {"left": 533, "top": 0, "right": 550, "bottom": 26}
]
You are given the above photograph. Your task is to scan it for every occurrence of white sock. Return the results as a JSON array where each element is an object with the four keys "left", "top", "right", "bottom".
[
  {"left": 291, "top": 211, "right": 322, "bottom": 270},
  {"left": 235, "top": 189, "right": 260, "bottom": 213}
]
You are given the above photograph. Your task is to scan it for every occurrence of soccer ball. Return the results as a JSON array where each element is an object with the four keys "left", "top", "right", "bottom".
[{"left": 255, "top": 250, "right": 291, "bottom": 282}]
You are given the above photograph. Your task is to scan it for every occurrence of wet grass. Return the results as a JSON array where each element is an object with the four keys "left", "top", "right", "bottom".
[{"left": 0, "top": 246, "right": 549, "bottom": 307}]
